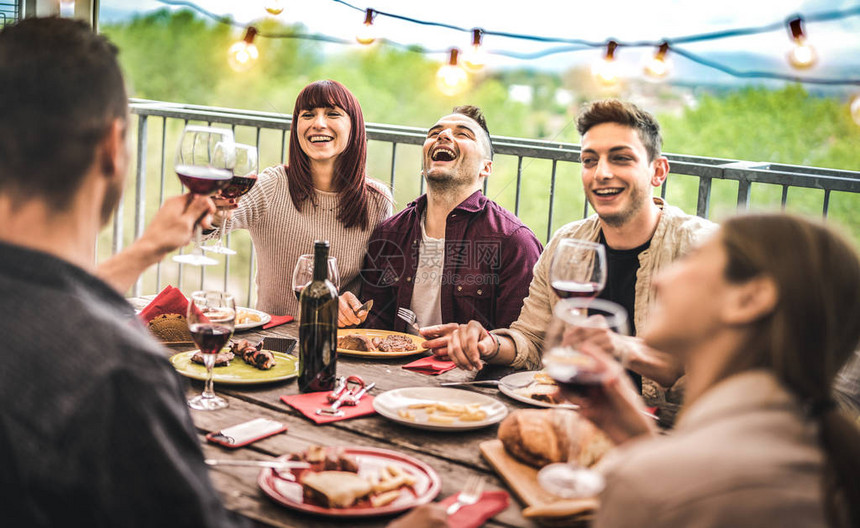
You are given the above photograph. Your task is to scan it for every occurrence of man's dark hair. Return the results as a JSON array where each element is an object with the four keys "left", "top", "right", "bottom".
[
  {"left": 0, "top": 17, "right": 128, "bottom": 210},
  {"left": 452, "top": 105, "right": 493, "bottom": 160},
  {"left": 576, "top": 99, "right": 662, "bottom": 162}
]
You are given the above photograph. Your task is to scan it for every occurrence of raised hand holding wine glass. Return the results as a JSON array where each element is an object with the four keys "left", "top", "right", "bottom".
[
  {"left": 187, "top": 290, "right": 236, "bottom": 410},
  {"left": 550, "top": 239, "right": 607, "bottom": 300},
  {"left": 537, "top": 297, "right": 629, "bottom": 499},
  {"left": 291, "top": 254, "right": 340, "bottom": 301},
  {"left": 173, "top": 125, "right": 236, "bottom": 266},
  {"left": 202, "top": 143, "right": 258, "bottom": 255}
]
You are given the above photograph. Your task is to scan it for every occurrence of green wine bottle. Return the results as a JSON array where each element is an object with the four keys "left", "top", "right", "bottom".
[{"left": 298, "top": 240, "right": 338, "bottom": 392}]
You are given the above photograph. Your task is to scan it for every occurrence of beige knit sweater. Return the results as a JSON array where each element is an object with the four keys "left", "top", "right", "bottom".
[{"left": 215, "top": 165, "right": 392, "bottom": 316}]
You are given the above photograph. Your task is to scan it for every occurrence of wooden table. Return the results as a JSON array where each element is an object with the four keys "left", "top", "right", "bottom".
[{"left": 137, "top": 303, "right": 540, "bottom": 528}]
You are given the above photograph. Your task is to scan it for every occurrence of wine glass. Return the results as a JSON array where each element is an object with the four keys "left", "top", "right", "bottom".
[
  {"left": 549, "top": 239, "right": 607, "bottom": 300},
  {"left": 173, "top": 125, "right": 235, "bottom": 266},
  {"left": 291, "top": 254, "right": 340, "bottom": 301},
  {"left": 187, "top": 290, "right": 236, "bottom": 411},
  {"left": 537, "top": 297, "right": 629, "bottom": 498},
  {"left": 202, "top": 143, "right": 258, "bottom": 255}
]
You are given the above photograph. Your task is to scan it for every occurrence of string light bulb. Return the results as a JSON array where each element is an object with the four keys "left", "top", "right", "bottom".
[
  {"left": 59, "top": 0, "right": 75, "bottom": 17},
  {"left": 786, "top": 16, "right": 817, "bottom": 69},
  {"left": 356, "top": 9, "right": 377, "bottom": 45},
  {"left": 592, "top": 40, "right": 620, "bottom": 86},
  {"left": 644, "top": 42, "right": 672, "bottom": 79},
  {"left": 462, "top": 28, "right": 487, "bottom": 72},
  {"left": 228, "top": 27, "right": 259, "bottom": 72},
  {"left": 264, "top": 0, "right": 284, "bottom": 16},
  {"left": 436, "top": 48, "right": 469, "bottom": 96},
  {"left": 851, "top": 94, "right": 860, "bottom": 127}
]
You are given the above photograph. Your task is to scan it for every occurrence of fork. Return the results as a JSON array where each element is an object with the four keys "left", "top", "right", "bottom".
[
  {"left": 396, "top": 307, "right": 422, "bottom": 335},
  {"left": 446, "top": 474, "right": 484, "bottom": 515}
]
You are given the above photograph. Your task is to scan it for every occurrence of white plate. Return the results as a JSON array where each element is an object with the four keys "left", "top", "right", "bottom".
[
  {"left": 497, "top": 371, "right": 578, "bottom": 409},
  {"left": 373, "top": 387, "right": 508, "bottom": 431},
  {"left": 235, "top": 307, "right": 271, "bottom": 331}
]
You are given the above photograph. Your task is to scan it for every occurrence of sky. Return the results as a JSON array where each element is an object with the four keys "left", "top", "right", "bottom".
[{"left": 100, "top": 0, "right": 860, "bottom": 85}]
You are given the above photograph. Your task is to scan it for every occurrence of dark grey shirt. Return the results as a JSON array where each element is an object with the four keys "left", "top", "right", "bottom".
[{"left": 0, "top": 241, "right": 243, "bottom": 527}]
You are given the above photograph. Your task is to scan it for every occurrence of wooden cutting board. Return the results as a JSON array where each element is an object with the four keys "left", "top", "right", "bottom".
[{"left": 479, "top": 439, "right": 598, "bottom": 524}]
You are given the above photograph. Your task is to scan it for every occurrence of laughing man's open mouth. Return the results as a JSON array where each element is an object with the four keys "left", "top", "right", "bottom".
[{"left": 431, "top": 146, "right": 456, "bottom": 161}]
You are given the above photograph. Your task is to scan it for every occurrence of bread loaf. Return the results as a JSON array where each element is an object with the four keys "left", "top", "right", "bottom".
[
  {"left": 498, "top": 409, "right": 613, "bottom": 468},
  {"left": 147, "top": 313, "right": 192, "bottom": 342}
]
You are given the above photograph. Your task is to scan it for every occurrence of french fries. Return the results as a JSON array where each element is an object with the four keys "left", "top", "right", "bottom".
[
  {"left": 365, "top": 463, "right": 416, "bottom": 506},
  {"left": 397, "top": 409, "right": 416, "bottom": 421},
  {"left": 370, "top": 490, "right": 401, "bottom": 508},
  {"left": 533, "top": 371, "right": 557, "bottom": 385},
  {"left": 402, "top": 400, "right": 488, "bottom": 424},
  {"left": 236, "top": 309, "right": 262, "bottom": 324}
]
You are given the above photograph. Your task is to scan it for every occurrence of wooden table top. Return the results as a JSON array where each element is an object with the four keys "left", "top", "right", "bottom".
[{"left": 136, "top": 301, "right": 540, "bottom": 528}]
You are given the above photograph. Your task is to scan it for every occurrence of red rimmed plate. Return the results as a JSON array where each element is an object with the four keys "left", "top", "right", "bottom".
[{"left": 257, "top": 446, "right": 440, "bottom": 517}]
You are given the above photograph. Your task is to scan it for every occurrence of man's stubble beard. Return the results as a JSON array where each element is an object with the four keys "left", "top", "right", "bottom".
[
  {"left": 589, "top": 183, "right": 648, "bottom": 228},
  {"left": 423, "top": 167, "right": 474, "bottom": 194}
]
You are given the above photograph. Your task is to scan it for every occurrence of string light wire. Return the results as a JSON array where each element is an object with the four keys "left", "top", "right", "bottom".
[{"left": 154, "top": 0, "right": 860, "bottom": 86}]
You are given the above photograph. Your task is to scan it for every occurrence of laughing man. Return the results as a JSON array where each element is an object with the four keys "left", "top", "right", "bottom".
[
  {"left": 338, "top": 106, "right": 542, "bottom": 334},
  {"left": 423, "top": 100, "right": 717, "bottom": 417}
]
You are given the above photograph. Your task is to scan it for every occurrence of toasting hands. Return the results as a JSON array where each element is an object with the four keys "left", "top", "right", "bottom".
[
  {"left": 557, "top": 343, "right": 656, "bottom": 445},
  {"left": 96, "top": 193, "right": 216, "bottom": 292}
]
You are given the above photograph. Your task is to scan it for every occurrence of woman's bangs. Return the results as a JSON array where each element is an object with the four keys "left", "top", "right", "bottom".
[{"left": 295, "top": 81, "right": 350, "bottom": 113}]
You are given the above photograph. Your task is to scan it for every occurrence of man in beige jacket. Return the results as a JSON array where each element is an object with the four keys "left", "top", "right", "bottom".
[{"left": 423, "top": 99, "right": 716, "bottom": 412}]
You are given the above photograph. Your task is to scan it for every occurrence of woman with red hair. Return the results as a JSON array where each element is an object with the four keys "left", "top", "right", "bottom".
[{"left": 215, "top": 80, "right": 391, "bottom": 316}]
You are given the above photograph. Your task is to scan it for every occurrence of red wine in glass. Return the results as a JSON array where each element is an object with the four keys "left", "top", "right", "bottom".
[
  {"left": 545, "top": 349, "right": 608, "bottom": 398},
  {"left": 551, "top": 280, "right": 601, "bottom": 299},
  {"left": 220, "top": 173, "right": 258, "bottom": 199},
  {"left": 177, "top": 165, "right": 232, "bottom": 195},
  {"left": 294, "top": 285, "right": 306, "bottom": 301},
  {"left": 189, "top": 323, "right": 233, "bottom": 355}
]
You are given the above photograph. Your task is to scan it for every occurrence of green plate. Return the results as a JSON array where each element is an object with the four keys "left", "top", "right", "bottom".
[{"left": 169, "top": 350, "right": 298, "bottom": 385}]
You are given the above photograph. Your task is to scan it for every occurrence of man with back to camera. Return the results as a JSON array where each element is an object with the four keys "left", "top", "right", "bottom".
[
  {"left": 337, "top": 106, "right": 543, "bottom": 335},
  {"left": 0, "top": 16, "right": 245, "bottom": 527},
  {"left": 422, "top": 100, "right": 717, "bottom": 418}
]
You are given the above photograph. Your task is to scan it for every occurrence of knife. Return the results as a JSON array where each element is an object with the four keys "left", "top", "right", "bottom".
[
  {"left": 353, "top": 299, "right": 373, "bottom": 316},
  {"left": 440, "top": 380, "right": 502, "bottom": 387},
  {"left": 204, "top": 459, "right": 311, "bottom": 470}
]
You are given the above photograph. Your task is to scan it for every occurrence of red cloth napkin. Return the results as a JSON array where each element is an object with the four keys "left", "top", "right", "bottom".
[
  {"left": 280, "top": 391, "right": 376, "bottom": 424},
  {"left": 439, "top": 490, "right": 510, "bottom": 528},
  {"left": 263, "top": 315, "right": 294, "bottom": 329},
  {"left": 139, "top": 285, "right": 189, "bottom": 323},
  {"left": 402, "top": 355, "right": 456, "bottom": 375}
]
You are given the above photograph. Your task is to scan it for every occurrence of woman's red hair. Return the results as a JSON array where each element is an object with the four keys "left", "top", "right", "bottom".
[{"left": 286, "top": 80, "right": 384, "bottom": 230}]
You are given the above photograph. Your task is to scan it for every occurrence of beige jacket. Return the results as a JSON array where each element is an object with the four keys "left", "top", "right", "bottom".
[
  {"left": 496, "top": 197, "right": 716, "bottom": 370},
  {"left": 594, "top": 371, "right": 830, "bottom": 527}
]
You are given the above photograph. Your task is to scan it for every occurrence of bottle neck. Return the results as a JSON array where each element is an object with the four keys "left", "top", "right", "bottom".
[{"left": 313, "top": 246, "right": 329, "bottom": 282}]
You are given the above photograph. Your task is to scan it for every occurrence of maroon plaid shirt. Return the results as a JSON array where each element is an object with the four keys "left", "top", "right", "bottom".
[{"left": 360, "top": 191, "right": 542, "bottom": 332}]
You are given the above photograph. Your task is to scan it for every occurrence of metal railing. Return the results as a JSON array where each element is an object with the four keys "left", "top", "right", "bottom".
[
  {"left": 120, "top": 99, "right": 860, "bottom": 303},
  {"left": 0, "top": 1, "right": 20, "bottom": 27}
]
